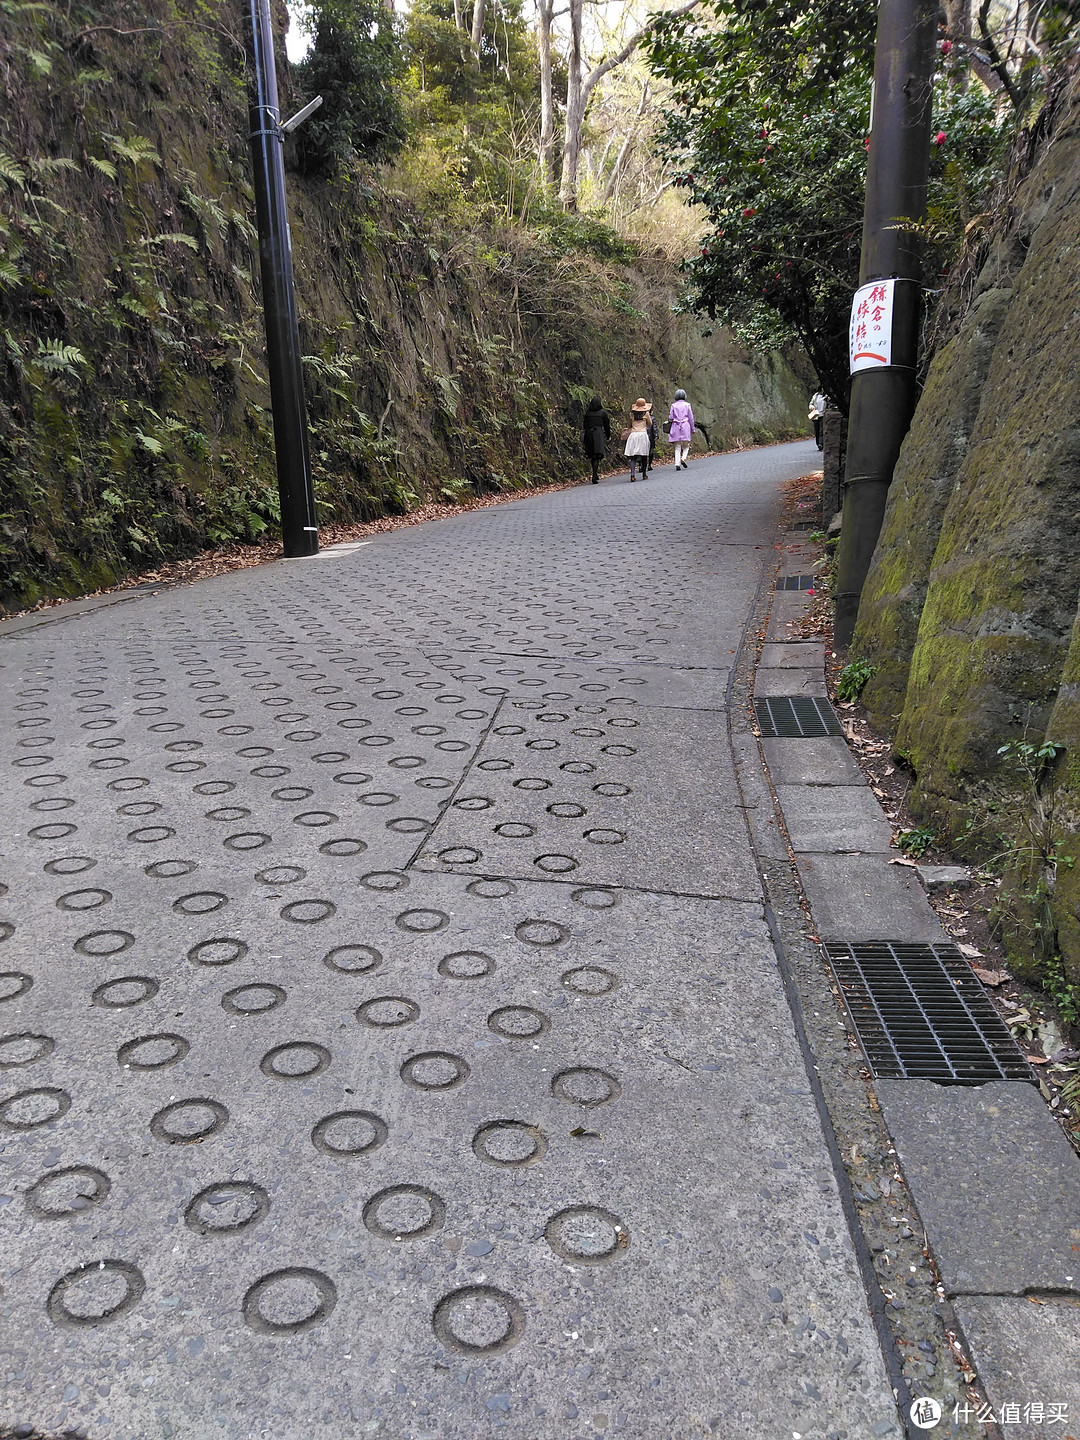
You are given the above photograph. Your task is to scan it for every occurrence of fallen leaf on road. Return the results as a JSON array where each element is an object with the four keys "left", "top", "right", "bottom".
[
  {"left": 888, "top": 857, "right": 917, "bottom": 868},
  {"left": 956, "top": 942, "right": 983, "bottom": 958},
  {"left": 1025, "top": 1054, "right": 1050, "bottom": 1064},
  {"left": 971, "top": 966, "right": 1011, "bottom": 987}
]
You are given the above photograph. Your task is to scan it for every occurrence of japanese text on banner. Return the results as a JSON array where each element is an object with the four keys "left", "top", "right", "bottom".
[{"left": 849, "top": 279, "right": 895, "bottom": 373}]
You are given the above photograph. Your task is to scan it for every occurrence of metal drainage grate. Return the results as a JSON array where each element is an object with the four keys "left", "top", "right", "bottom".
[
  {"left": 791, "top": 519, "right": 818, "bottom": 530},
  {"left": 755, "top": 695, "right": 843, "bottom": 738},
  {"left": 825, "top": 941, "right": 1034, "bottom": 1085},
  {"left": 777, "top": 574, "right": 817, "bottom": 591}
]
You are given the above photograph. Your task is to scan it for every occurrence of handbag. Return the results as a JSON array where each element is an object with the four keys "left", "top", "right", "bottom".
[{"left": 662, "top": 418, "right": 672, "bottom": 435}]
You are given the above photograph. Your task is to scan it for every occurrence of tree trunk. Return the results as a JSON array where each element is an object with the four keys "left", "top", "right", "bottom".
[
  {"left": 559, "top": 0, "right": 701, "bottom": 212},
  {"left": 599, "top": 78, "right": 649, "bottom": 208},
  {"left": 945, "top": 0, "right": 970, "bottom": 89},
  {"left": 559, "top": 0, "right": 584, "bottom": 210},
  {"left": 538, "top": 0, "right": 556, "bottom": 187},
  {"left": 470, "top": 0, "right": 487, "bottom": 58}
]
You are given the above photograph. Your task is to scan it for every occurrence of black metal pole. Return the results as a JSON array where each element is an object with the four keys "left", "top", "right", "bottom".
[
  {"left": 833, "top": 0, "right": 937, "bottom": 647},
  {"left": 247, "top": 0, "right": 318, "bottom": 558}
]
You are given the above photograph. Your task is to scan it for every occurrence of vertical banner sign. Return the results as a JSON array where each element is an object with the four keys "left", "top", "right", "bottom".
[{"left": 849, "top": 279, "right": 896, "bottom": 372}]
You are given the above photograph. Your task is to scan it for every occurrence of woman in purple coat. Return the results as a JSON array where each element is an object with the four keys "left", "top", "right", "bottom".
[{"left": 667, "top": 388, "right": 695, "bottom": 470}]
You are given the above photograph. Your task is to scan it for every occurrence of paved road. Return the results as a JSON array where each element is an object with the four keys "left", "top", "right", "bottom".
[{"left": 0, "top": 440, "right": 903, "bottom": 1440}]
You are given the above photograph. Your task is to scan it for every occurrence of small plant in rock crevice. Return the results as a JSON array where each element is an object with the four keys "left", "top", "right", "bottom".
[
  {"left": 895, "top": 825, "right": 936, "bottom": 860},
  {"left": 987, "top": 740, "right": 1075, "bottom": 979},
  {"left": 836, "top": 656, "right": 878, "bottom": 702}
]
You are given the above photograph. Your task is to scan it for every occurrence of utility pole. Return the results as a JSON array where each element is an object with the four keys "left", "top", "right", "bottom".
[
  {"left": 246, "top": 0, "right": 319, "bottom": 558},
  {"left": 833, "top": 0, "right": 938, "bottom": 647}
]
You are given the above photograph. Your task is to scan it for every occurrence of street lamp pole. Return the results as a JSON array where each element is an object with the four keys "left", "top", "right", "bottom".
[
  {"left": 833, "top": 0, "right": 937, "bottom": 647},
  {"left": 246, "top": 0, "right": 318, "bottom": 558}
]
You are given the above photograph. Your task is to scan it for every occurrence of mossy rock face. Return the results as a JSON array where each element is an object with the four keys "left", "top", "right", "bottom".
[
  {"left": 1049, "top": 837, "right": 1080, "bottom": 990},
  {"left": 854, "top": 287, "right": 1014, "bottom": 729},
  {"left": 894, "top": 132, "right": 1080, "bottom": 810},
  {"left": 852, "top": 94, "right": 1080, "bottom": 990}
]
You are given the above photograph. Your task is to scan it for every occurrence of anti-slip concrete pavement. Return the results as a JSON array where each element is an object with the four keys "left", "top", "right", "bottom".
[{"left": 4, "top": 438, "right": 1071, "bottom": 1440}]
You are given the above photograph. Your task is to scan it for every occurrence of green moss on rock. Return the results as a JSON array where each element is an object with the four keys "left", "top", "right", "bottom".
[{"left": 854, "top": 286, "right": 1014, "bottom": 727}]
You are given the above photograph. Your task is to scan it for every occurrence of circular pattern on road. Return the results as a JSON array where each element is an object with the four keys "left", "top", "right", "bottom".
[
  {"left": 544, "top": 1205, "right": 629, "bottom": 1265},
  {"left": 515, "top": 919, "right": 567, "bottom": 947},
  {"left": 311, "top": 1109, "right": 388, "bottom": 1157},
  {"left": 26, "top": 1164, "right": 111, "bottom": 1220},
  {"left": 260, "top": 1042, "right": 330, "bottom": 1081},
  {"left": 184, "top": 1181, "right": 270, "bottom": 1236},
  {"left": 324, "top": 944, "right": 382, "bottom": 975},
  {"left": 92, "top": 975, "right": 158, "bottom": 1008},
  {"left": 56, "top": 888, "right": 111, "bottom": 911},
  {"left": 0, "top": 1086, "right": 70, "bottom": 1130},
  {"left": 396, "top": 908, "right": 449, "bottom": 934},
  {"left": 243, "top": 1268, "right": 337, "bottom": 1335},
  {"left": 280, "top": 898, "right": 336, "bottom": 925},
  {"left": 74, "top": 930, "right": 134, "bottom": 958},
  {"left": 0, "top": 1033, "right": 55, "bottom": 1067},
  {"left": 222, "top": 983, "right": 286, "bottom": 1016},
  {"left": 487, "top": 1006, "right": 549, "bottom": 1039},
  {"left": 117, "top": 1033, "right": 189, "bottom": 1070},
  {"left": 150, "top": 1097, "right": 228, "bottom": 1145},
  {"left": 571, "top": 887, "right": 619, "bottom": 910},
  {"left": 432, "top": 1286, "right": 524, "bottom": 1354},
  {"left": 188, "top": 938, "right": 247, "bottom": 967},
  {"left": 438, "top": 950, "right": 494, "bottom": 980},
  {"left": 400, "top": 1051, "right": 469, "bottom": 1091},
  {"left": 550, "top": 1066, "right": 621, "bottom": 1107},
  {"left": 357, "top": 996, "right": 419, "bottom": 1028},
  {"left": 47, "top": 1260, "right": 145, "bottom": 1329},
  {"left": 362, "top": 1184, "right": 445, "bottom": 1240},
  {"left": 0, "top": 972, "right": 33, "bottom": 1003},
  {"left": 471, "top": 1120, "right": 547, "bottom": 1167},
  {"left": 561, "top": 965, "right": 619, "bottom": 996}
]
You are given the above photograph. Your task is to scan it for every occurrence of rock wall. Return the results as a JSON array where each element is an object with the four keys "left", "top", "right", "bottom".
[
  {"left": 0, "top": 0, "right": 805, "bottom": 612},
  {"left": 853, "top": 78, "right": 1080, "bottom": 983}
]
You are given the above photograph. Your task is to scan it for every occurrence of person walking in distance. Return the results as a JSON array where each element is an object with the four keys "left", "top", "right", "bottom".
[
  {"left": 636, "top": 397, "right": 658, "bottom": 474},
  {"left": 809, "top": 389, "right": 828, "bottom": 450},
  {"left": 623, "top": 400, "right": 651, "bottom": 482},
  {"left": 668, "top": 389, "right": 695, "bottom": 470},
  {"left": 582, "top": 396, "right": 611, "bottom": 484}
]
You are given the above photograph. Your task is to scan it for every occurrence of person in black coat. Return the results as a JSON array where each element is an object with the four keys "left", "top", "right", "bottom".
[{"left": 582, "top": 396, "right": 611, "bottom": 484}]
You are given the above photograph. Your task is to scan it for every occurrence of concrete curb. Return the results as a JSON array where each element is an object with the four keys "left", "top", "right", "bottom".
[{"left": 753, "top": 527, "right": 1080, "bottom": 1437}]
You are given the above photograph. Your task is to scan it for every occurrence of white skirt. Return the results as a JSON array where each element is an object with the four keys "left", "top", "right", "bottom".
[{"left": 624, "top": 432, "right": 650, "bottom": 457}]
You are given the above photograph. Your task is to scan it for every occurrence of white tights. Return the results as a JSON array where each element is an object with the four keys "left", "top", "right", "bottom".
[{"left": 674, "top": 443, "right": 690, "bottom": 466}]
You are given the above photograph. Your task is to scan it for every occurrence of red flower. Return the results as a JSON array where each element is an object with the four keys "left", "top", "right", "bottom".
[
  {"left": 743, "top": 207, "right": 756, "bottom": 217},
  {"left": 940, "top": 38, "right": 952, "bottom": 53},
  {"left": 934, "top": 131, "right": 947, "bottom": 145}
]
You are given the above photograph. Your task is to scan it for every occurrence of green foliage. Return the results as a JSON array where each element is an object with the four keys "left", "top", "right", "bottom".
[
  {"left": 402, "top": 0, "right": 545, "bottom": 214},
  {"left": 533, "top": 210, "right": 637, "bottom": 263},
  {"left": 836, "top": 656, "right": 878, "bottom": 701},
  {"left": 32, "top": 340, "right": 86, "bottom": 376},
  {"left": 1044, "top": 952, "right": 1079, "bottom": 1031},
  {"left": 895, "top": 825, "right": 936, "bottom": 859},
  {"left": 649, "top": 0, "right": 1010, "bottom": 407},
  {"left": 988, "top": 741, "right": 1074, "bottom": 975},
  {"left": 293, "top": 0, "right": 409, "bottom": 175}
]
